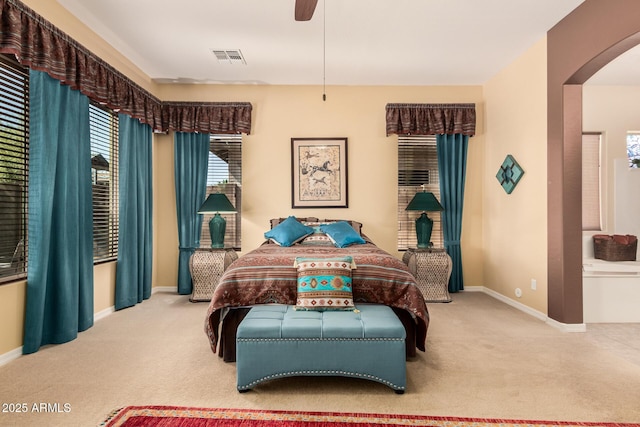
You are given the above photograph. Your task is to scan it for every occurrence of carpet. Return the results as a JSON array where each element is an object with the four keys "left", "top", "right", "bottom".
[{"left": 100, "top": 406, "right": 640, "bottom": 427}]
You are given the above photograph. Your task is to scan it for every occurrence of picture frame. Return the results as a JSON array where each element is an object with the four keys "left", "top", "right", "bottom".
[{"left": 291, "top": 137, "right": 348, "bottom": 208}]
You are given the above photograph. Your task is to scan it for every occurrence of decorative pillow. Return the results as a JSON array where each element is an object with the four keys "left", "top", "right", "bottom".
[
  {"left": 300, "top": 232, "right": 333, "bottom": 245},
  {"left": 321, "top": 219, "right": 363, "bottom": 236},
  {"left": 294, "top": 256, "right": 355, "bottom": 311},
  {"left": 319, "top": 221, "right": 367, "bottom": 248},
  {"left": 300, "top": 223, "right": 333, "bottom": 245},
  {"left": 264, "top": 216, "right": 314, "bottom": 246}
]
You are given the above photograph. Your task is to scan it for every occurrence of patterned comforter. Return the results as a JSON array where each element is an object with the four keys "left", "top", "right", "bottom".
[{"left": 204, "top": 241, "right": 429, "bottom": 354}]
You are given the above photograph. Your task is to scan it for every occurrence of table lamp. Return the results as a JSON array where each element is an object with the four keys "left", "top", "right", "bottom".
[
  {"left": 197, "top": 193, "right": 237, "bottom": 248},
  {"left": 405, "top": 189, "right": 443, "bottom": 248}
]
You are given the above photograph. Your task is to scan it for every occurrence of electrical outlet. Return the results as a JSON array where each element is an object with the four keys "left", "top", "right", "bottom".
[{"left": 531, "top": 279, "right": 537, "bottom": 290}]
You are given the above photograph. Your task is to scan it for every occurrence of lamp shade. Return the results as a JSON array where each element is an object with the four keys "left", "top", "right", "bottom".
[
  {"left": 405, "top": 191, "right": 444, "bottom": 212},
  {"left": 197, "top": 193, "right": 237, "bottom": 214}
]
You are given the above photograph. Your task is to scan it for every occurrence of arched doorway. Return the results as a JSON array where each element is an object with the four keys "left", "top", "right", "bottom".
[{"left": 547, "top": 0, "right": 640, "bottom": 324}]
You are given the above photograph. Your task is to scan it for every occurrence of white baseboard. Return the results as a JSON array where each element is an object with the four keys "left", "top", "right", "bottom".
[
  {"left": 463, "top": 286, "right": 586, "bottom": 333},
  {"left": 0, "top": 346, "right": 22, "bottom": 367},
  {"left": 94, "top": 306, "right": 115, "bottom": 322}
]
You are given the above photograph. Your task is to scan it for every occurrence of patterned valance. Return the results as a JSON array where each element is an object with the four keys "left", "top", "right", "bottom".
[
  {"left": 0, "top": 0, "right": 252, "bottom": 134},
  {"left": 162, "top": 102, "right": 252, "bottom": 134},
  {"left": 385, "top": 103, "right": 476, "bottom": 136}
]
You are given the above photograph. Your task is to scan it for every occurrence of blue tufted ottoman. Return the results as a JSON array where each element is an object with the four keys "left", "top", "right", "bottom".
[{"left": 236, "top": 304, "right": 406, "bottom": 393}]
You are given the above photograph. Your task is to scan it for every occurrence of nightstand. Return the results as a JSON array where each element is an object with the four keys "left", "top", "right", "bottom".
[
  {"left": 402, "top": 248, "right": 453, "bottom": 303},
  {"left": 189, "top": 247, "right": 238, "bottom": 302}
]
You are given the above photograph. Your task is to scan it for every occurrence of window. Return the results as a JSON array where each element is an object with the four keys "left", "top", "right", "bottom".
[
  {"left": 200, "top": 134, "right": 242, "bottom": 250},
  {"left": 582, "top": 132, "right": 602, "bottom": 231},
  {"left": 397, "top": 135, "right": 442, "bottom": 250},
  {"left": 627, "top": 132, "right": 640, "bottom": 168},
  {"left": 0, "top": 55, "right": 29, "bottom": 283},
  {"left": 90, "top": 102, "right": 119, "bottom": 262}
]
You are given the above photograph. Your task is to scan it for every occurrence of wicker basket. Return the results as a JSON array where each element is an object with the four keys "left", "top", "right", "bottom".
[{"left": 593, "top": 234, "right": 638, "bottom": 261}]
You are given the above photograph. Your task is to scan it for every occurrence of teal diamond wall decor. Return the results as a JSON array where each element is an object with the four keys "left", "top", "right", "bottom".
[{"left": 496, "top": 155, "right": 524, "bottom": 194}]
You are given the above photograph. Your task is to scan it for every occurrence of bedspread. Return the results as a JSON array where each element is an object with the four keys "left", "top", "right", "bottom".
[{"left": 204, "top": 241, "right": 429, "bottom": 354}]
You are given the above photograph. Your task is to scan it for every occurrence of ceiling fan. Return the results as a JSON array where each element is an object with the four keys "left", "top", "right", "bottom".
[{"left": 295, "top": 0, "right": 318, "bottom": 21}]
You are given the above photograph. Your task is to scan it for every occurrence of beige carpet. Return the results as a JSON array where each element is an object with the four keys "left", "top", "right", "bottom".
[{"left": 1, "top": 291, "right": 639, "bottom": 427}]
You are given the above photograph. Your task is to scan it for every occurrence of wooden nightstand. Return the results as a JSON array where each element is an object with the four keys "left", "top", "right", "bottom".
[
  {"left": 402, "top": 248, "right": 452, "bottom": 303},
  {"left": 189, "top": 247, "right": 238, "bottom": 302}
]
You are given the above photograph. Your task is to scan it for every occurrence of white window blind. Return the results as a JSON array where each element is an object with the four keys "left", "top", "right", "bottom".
[
  {"left": 398, "top": 135, "right": 442, "bottom": 250},
  {"left": 200, "top": 134, "right": 242, "bottom": 250},
  {"left": 90, "top": 102, "right": 119, "bottom": 262},
  {"left": 0, "top": 54, "right": 28, "bottom": 283},
  {"left": 582, "top": 132, "right": 602, "bottom": 231}
]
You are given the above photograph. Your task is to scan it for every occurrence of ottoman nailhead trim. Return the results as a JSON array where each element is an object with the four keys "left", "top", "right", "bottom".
[
  {"left": 237, "top": 337, "right": 405, "bottom": 343},
  {"left": 237, "top": 370, "right": 406, "bottom": 391}
]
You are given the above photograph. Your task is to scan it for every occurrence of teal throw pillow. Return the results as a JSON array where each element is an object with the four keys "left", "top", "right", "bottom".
[
  {"left": 294, "top": 256, "right": 355, "bottom": 311},
  {"left": 319, "top": 221, "right": 366, "bottom": 248},
  {"left": 264, "top": 216, "right": 314, "bottom": 247}
]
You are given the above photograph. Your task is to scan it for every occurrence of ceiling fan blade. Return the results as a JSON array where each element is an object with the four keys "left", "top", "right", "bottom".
[{"left": 295, "top": 0, "right": 318, "bottom": 21}]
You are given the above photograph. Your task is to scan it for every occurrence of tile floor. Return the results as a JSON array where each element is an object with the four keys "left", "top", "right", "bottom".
[{"left": 584, "top": 323, "right": 640, "bottom": 367}]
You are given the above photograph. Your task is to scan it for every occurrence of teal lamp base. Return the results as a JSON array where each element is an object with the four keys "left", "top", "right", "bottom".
[
  {"left": 415, "top": 212, "right": 434, "bottom": 249},
  {"left": 209, "top": 213, "right": 226, "bottom": 248}
]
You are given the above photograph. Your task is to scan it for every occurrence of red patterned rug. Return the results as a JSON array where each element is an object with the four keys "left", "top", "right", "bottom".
[{"left": 100, "top": 406, "right": 640, "bottom": 427}]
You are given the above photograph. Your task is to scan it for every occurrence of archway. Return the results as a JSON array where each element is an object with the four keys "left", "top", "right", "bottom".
[{"left": 547, "top": 0, "right": 640, "bottom": 324}]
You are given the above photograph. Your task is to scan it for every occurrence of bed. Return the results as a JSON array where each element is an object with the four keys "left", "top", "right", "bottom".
[{"left": 204, "top": 217, "right": 430, "bottom": 362}]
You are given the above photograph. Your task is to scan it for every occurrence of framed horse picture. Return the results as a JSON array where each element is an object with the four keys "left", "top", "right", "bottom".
[{"left": 291, "top": 137, "right": 348, "bottom": 208}]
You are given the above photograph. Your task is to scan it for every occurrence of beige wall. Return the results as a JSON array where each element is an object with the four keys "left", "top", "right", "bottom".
[
  {"left": 0, "top": 281, "right": 25, "bottom": 355},
  {"left": 483, "top": 37, "right": 548, "bottom": 313},
  {"left": 155, "top": 84, "right": 486, "bottom": 288}
]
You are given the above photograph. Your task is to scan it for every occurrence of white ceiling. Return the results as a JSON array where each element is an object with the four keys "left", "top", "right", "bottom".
[{"left": 55, "top": 0, "right": 638, "bottom": 86}]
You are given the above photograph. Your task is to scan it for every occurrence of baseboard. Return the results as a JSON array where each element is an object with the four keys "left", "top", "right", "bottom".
[
  {"left": 462, "top": 286, "right": 586, "bottom": 333},
  {"left": 545, "top": 316, "right": 587, "bottom": 332},
  {"left": 0, "top": 346, "right": 22, "bottom": 367},
  {"left": 94, "top": 306, "right": 115, "bottom": 322}
]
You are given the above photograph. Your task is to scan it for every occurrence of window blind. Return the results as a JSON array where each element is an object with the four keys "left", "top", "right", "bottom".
[
  {"left": 90, "top": 102, "right": 119, "bottom": 262},
  {"left": 0, "top": 54, "right": 28, "bottom": 283},
  {"left": 200, "top": 134, "right": 242, "bottom": 250},
  {"left": 398, "top": 135, "right": 442, "bottom": 250},
  {"left": 582, "top": 133, "right": 601, "bottom": 231}
]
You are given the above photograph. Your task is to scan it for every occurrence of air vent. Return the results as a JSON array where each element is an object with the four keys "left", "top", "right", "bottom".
[{"left": 211, "top": 49, "right": 246, "bottom": 65}]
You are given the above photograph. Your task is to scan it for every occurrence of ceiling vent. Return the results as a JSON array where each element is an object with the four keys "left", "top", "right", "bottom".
[{"left": 211, "top": 49, "right": 246, "bottom": 65}]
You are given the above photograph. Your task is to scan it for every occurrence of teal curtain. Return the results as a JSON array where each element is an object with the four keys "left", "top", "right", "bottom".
[
  {"left": 437, "top": 133, "right": 469, "bottom": 293},
  {"left": 115, "top": 114, "right": 153, "bottom": 310},
  {"left": 174, "top": 132, "right": 210, "bottom": 295},
  {"left": 23, "top": 70, "right": 94, "bottom": 354}
]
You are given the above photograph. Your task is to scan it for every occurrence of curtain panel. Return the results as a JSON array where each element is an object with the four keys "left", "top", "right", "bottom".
[
  {"left": 115, "top": 114, "right": 153, "bottom": 310},
  {"left": 385, "top": 103, "right": 476, "bottom": 136},
  {"left": 174, "top": 132, "right": 210, "bottom": 295},
  {"left": 24, "top": 70, "right": 94, "bottom": 354},
  {"left": 0, "top": 0, "right": 252, "bottom": 135},
  {"left": 437, "top": 134, "right": 469, "bottom": 293}
]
